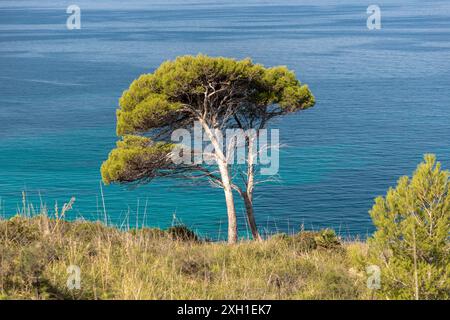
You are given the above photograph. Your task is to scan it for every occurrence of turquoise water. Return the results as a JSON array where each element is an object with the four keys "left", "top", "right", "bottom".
[{"left": 1, "top": 0, "right": 449, "bottom": 239}]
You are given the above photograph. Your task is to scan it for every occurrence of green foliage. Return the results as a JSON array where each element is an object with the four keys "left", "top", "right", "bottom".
[
  {"left": 103, "top": 54, "right": 315, "bottom": 185},
  {"left": 270, "top": 229, "right": 341, "bottom": 252},
  {"left": 117, "top": 93, "right": 182, "bottom": 136},
  {"left": 101, "top": 135, "right": 174, "bottom": 184},
  {"left": 0, "top": 216, "right": 41, "bottom": 245},
  {"left": 167, "top": 225, "right": 201, "bottom": 242},
  {"left": 369, "top": 154, "right": 450, "bottom": 300},
  {"left": 314, "top": 229, "right": 341, "bottom": 249}
]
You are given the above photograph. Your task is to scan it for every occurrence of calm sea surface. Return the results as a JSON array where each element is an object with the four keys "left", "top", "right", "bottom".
[{"left": 1, "top": 0, "right": 449, "bottom": 239}]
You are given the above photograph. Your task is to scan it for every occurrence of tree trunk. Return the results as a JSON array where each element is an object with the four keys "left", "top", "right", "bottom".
[
  {"left": 200, "top": 119, "right": 238, "bottom": 244},
  {"left": 217, "top": 159, "right": 238, "bottom": 244},
  {"left": 243, "top": 192, "right": 262, "bottom": 241},
  {"left": 244, "top": 133, "right": 262, "bottom": 241}
]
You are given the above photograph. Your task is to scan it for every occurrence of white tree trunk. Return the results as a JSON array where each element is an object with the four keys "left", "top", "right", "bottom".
[
  {"left": 217, "top": 159, "right": 238, "bottom": 244},
  {"left": 200, "top": 119, "right": 238, "bottom": 244}
]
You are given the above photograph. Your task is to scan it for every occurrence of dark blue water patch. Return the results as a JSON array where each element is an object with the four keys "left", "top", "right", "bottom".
[{"left": 4, "top": 4, "right": 444, "bottom": 45}]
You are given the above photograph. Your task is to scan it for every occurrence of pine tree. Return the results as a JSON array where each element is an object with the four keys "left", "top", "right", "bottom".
[
  {"left": 369, "top": 154, "right": 450, "bottom": 299},
  {"left": 101, "top": 55, "right": 315, "bottom": 243}
]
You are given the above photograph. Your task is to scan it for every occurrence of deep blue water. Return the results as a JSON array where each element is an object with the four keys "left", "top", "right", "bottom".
[{"left": 1, "top": 0, "right": 449, "bottom": 239}]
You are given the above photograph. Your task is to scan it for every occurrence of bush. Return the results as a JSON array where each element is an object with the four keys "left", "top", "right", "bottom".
[
  {"left": 270, "top": 229, "right": 341, "bottom": 252},
  {"left": 167, "top": 225, "right": 200, "bottom": 242},
  {"left": 314, "top": 229, "right": 341, "bottom": 249},
  {"left": 369, "top": 154, "right": 450, "bottom": 300},
  {"left": 0, "top": 216, "right": 41, "bottom": 245}
]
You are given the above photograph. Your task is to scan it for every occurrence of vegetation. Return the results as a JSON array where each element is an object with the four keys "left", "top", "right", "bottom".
[
  {"left": 368, "top": 155, "right": 450, "bottom": 300},
  {"left": 0, "top": 155, "right": 448, "bottom": 300},
  {"left": 101, "top": 54, "right": 315, "bottom": 243},
  {"left": 0, "top": 214, "right": 370, "bottom": 300}
]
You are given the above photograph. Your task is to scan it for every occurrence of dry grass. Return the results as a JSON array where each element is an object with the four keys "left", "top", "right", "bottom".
[{"left": 0, "top": 213, "right": 372, "bottom": 300}]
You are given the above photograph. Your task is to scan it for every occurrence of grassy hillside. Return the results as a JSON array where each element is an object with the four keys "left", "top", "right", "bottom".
[{"left": 0, "top": 215, "right": 371, "bottom": 300}]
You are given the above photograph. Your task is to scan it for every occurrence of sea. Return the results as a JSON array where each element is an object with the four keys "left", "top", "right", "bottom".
[{"left": 1, "top": 0, "right": 449, "bottom": 239}]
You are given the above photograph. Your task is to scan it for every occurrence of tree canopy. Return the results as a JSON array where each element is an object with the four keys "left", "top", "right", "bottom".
[
  {"left": 114, "top": 54, "right": 314, "bottom": 136},
  {"left": 102, "top": 54, "right": 315, "bottom": 243}
]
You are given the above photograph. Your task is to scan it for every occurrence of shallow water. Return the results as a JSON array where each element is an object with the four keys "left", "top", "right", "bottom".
[{"left": 1, "top": 0, "right": 449, "bottom": 239}]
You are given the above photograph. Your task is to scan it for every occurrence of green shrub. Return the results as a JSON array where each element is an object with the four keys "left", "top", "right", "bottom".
[
  {"left": 270, "top": 229, "right": 341, "bottom": 252},
  {"left": 369, "top": 154, "right": 450, "bottom": 300},
  {"left": 167, "top": 225, "right": 200, "bottom": 242},
  {"left": 314, "top": 229, "right": 341, "bottom": 249},
  {"left": 291, "top": 231, "right": 318, "bottom": 251},
  {"left": 0, "top": 216, "right": 41, "bottom": 245}
]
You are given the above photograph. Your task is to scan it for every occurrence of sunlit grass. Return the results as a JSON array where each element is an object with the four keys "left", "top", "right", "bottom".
[{"left": 0, "top": 207, "right": 371, "bottom": 300}]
